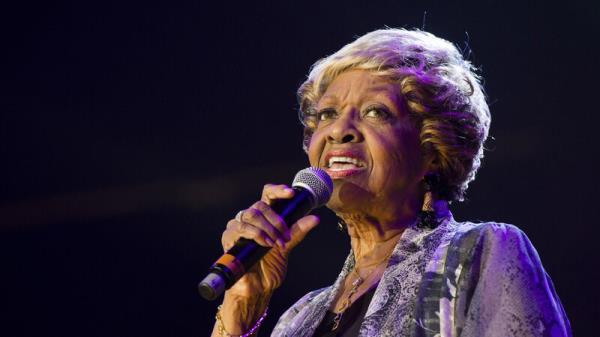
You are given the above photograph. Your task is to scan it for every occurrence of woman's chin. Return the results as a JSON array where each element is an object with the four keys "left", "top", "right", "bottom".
[{"left": 326, "top": 179, "right": 375, "bottom": 213}]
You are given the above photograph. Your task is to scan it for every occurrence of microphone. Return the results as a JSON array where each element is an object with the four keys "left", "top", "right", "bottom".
[{"left": 198, "top": 167, "right": 333, "bottom": 301}]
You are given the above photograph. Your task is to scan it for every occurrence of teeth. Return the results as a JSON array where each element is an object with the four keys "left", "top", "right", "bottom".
[{"left": 328, "top": 156, "right": 363, "bottom": 168}]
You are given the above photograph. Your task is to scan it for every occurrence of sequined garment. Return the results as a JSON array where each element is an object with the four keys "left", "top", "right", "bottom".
[{"left": 270, "top": 216, "right": 571, "bottom": 337}]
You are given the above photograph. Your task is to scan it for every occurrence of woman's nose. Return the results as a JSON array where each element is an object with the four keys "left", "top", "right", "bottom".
[{"left": 326, "top": 113, "right": 363, "bottom": 144}]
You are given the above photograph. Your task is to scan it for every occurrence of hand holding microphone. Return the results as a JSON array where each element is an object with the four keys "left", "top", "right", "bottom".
[{"left": 199, "top": 168, "right": 333, "bottom": 300}]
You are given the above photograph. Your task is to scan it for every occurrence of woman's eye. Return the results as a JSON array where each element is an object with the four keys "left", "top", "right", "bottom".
[
  {"left": 317, "top": 109, "right": 337, "bottom": 121},
  {"left": 364, "top": 107, "right": 390, "bottom": 120}
]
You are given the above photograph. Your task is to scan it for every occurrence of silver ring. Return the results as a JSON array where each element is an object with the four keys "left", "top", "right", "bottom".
[{"left": 235, "top": 210, "right": 244, "bottom": 222}]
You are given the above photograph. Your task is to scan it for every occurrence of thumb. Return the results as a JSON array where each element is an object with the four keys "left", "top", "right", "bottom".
[{"left": 284, "top": 215, "right": 320, "bottom": 252}]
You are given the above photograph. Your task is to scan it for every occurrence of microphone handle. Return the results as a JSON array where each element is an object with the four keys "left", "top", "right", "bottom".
[{"left": 198, "top": 187, "right": 315, "bottom": 300}]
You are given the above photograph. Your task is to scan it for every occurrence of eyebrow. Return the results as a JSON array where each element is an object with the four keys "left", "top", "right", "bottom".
[
  {"left": 366, "top": 85, "right": 395, "bottom": 93},
  {"left": 319, "top": 85, "right": 399, "bottom": 104}
]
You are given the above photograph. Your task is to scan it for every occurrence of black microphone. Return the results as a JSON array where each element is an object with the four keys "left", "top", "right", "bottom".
[{"left": 198, "top": 167, "right": 333, "bottom": 301}]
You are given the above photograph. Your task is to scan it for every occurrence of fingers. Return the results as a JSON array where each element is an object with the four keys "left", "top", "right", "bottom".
[
  {"left": 286, "top": 215, "right": 320, "bottom": 251},
  {"left": 221, "top": 183, "right": 317, "bottom": 255},
  {"left": 222, "top": 213, "right": 320, "bottom": 256},
  {"left": 222, "top": 201, "right": 290, "bottom": 251},
  {"left": 251, "top": 201, "right": 290, "bottom": 241},
  {"left": 223, "top": 219, "right": 274, "bottom": 250},
  {"left": 245, "top": 203, "right": 289, "bottom": 248},
  {"left": 261, "top": 184, "right": 295, "bottom": 205}
]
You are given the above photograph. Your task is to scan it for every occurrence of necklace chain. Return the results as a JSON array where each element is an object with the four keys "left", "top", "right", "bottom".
[{"left": 330, "top": 250, "right": 394, "bottom": 331}]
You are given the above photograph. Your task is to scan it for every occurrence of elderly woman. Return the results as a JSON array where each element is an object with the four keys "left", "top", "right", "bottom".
[{"left": 211, "top": 28, "right": 571, "bottom": 337}]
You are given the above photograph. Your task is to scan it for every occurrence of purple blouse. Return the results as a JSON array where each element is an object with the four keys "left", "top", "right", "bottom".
[{"left": 270, "top": 216, "right": 571, "bottom": 337}]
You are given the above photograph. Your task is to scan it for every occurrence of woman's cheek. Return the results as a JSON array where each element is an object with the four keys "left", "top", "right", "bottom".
[
  {"left": 308, "top": 152, "right": 319, "bottom": 167},
  {"left": 307, "top": 130, "right": 326, "bottom": 167}
]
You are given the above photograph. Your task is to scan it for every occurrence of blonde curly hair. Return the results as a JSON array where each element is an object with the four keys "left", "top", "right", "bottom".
[{"left": 298, "top": 28, "right": 491, "bottom": 202}]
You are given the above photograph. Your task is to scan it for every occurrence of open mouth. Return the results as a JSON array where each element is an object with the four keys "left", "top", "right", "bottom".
[
  {"left": 323, "top": 152, "right": 367, "bottom": 178},
  {"left": 327, "top": 156, "right": 366, "bottom": 170}
]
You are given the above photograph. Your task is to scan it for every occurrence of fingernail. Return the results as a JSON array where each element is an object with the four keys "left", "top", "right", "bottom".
[
  {"left": 284, "top": 188, "right": 294, "bottom": 194},
  {"left": 265, "top": 237, "right": 274, "bottom": 247}
]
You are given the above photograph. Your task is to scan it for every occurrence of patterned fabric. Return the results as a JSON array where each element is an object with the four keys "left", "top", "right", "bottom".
[{"left": 271, "top": 216, "right": 571, "bottom": 337}]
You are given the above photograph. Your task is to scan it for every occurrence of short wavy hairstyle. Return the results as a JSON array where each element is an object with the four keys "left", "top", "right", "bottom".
[{"left": 298, "top": 28, "right": 491, "bottom": 202}]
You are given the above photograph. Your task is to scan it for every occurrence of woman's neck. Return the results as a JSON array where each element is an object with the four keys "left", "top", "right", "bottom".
[
  {"left": 340, "top": 196, "right": 449, "bottom": 267},
  {"left": 340, "top": 213, "right": 408, "bottom": 268}
]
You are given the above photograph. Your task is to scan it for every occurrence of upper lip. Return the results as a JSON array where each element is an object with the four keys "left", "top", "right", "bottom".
[{"left": 323, "top": 150, "right": 367, "bottom": 168}]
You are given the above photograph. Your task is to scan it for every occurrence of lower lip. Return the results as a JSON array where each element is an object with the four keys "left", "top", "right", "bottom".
[{"left": 324, "top": 167, "right": 366, "bottom": 179}]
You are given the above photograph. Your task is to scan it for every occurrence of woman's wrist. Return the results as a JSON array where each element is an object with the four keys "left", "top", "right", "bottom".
[
  {"left": 217, "top": 291, "right": 272, "bottom": 334},
  {"left": 216, "top": 303, "right": 268, "bottom": 337}
]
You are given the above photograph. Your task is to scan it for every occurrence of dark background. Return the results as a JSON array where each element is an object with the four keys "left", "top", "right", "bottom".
[{"left": 1, "top": 0, "right": 599, "bottom": 336}]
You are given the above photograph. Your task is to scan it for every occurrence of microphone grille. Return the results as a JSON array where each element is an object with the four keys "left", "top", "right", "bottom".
[{"left": 292, "top": 167, "right": 333, "bottom": 207}]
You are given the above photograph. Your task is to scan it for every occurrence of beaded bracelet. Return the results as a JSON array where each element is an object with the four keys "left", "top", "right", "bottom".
[{"left": 215, "top": 304, "right": 268, "bottom": 337}]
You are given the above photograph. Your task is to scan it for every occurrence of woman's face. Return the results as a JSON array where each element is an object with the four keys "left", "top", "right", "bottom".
[{"left": 307, "top": 70, "right": 427, "bottom": 217}]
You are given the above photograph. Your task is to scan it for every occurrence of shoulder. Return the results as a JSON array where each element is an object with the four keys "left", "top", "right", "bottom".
[
  {"left": 451, "top": 221, "right": 534, "bottom": 254},
  {"left": 447, "top": 222, "right": 573, "bottom": 336},
  {"left": 446, "top": 220, "right": 557, "bottom": 298},
  {"left": 453, "top": 221, "right": 526, "bottom": 238},
  {"left": 442, "top": 220, "right": 545, "bottom": 281}
]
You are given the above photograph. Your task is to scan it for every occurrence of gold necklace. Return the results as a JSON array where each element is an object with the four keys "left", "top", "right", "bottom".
[
  {"left": 330, "top": 251, "right": 393, "bottom": 331},
  {"left": 331, "top": 267, "right": 370, "bottom": 331}
]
